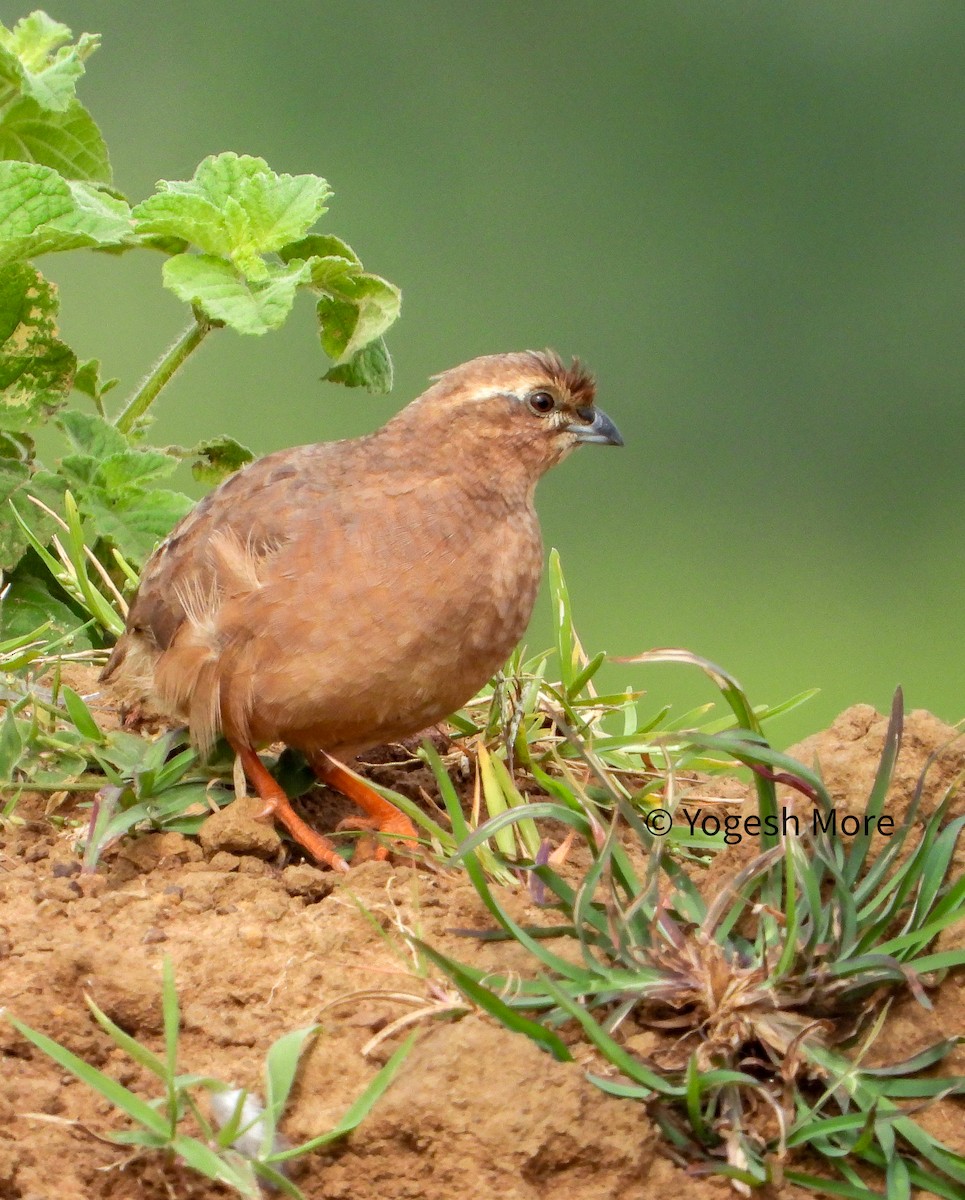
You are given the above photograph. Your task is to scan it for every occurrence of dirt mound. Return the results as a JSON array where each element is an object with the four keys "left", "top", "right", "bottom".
[{"left": 0, "top": 702, "right": 962, "bottom": 1198}]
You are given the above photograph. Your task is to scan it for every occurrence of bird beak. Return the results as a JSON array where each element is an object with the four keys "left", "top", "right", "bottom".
[{"left": 566, "top": 407, "right": 624, "bottom": 447}]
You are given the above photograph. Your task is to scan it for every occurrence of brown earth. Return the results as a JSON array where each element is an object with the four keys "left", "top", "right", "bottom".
[{"left": 0, "top": 676, "right": 962, "bottom": 1200}]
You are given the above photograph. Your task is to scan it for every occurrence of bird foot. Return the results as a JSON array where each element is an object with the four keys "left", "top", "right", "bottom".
[
  {"left": 234, "top": 744, "right": 350, "bottom": 872},
  {"left": 313, "top": 751, "right": 419, "bottom": 860}
]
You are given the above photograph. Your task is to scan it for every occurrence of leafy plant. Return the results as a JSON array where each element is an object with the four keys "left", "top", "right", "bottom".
[
  {"left": 428, "top": 549, "right": 816, "bottom": 880},
  {"left": 0, "top": 10, "right": 401, "bottom": 643},
  {"left": 418, "top": 665, "right": 965, "bottom": 1197},
  {"left": 4, "top": 956, "right": 413, "bottom": 1198},
  {"left": 0, "top": 662, "right": 235, "bottom": 862}
]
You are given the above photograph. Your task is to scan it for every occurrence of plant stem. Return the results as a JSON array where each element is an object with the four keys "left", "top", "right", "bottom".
[{"left": 114, "top": 314, "right": 213, "bottom": 435}]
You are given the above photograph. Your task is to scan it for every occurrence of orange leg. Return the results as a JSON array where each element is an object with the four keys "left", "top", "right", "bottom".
[
  {"left": 310, "top": 750, "right": 419, "bottom": 861},
  {"left": 233, "top": 743, "right": 350, "bottom": 873}
]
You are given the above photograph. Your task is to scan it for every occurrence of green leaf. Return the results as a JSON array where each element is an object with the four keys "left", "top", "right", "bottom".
[
  {"left": 73, "top": 357, "right": 118, "bottom": 404},
  {"left": 133, "top": 152, "right": 330, "bottom": 277},
  {"left": 76, "top": 485, "right": 191, "bottom": 565},
  {"left": 263, "top": 1025, "right": 319, "bottom": 1133},
  {"left": 323, "top": 336, "right": 393, "bottom": 393},
  {"left": 415, "top": 939, "right": 573, "bottom": 1061},
  {"left": 0, "top": 568, "right": 90, "bottom": 644},
  {"left": 234, "top": 169, "right": 331, "bottom": 263},
  {"left": 162, "top": 253, "right": 311, "bottom": 335},
  {"left": 132, "top": 191, "right": 230, "bottom": 257},
  {"left": 0, "top": 427, "right": 33, "bottom": 459},
  {"left": 280, "top": 232, "right": 361, "bottom": 275},
  {"left": 171, "top": 1136, "right": 262, "bottom": 1196},
  {"left": 187, "top": 434, "right": 253, "bottom": 485},
  {"left": 0, "top": 97, "right": 110, "bottom": 183},
  {"left": 0, "top": 167, "right": 131, "bottom": 265},
  {"left": 0, "top": 161, "right": 73, "bottom": 253},
  {"left": 85, "top": 994, "right": 168, "bottom": 1081},
  {"left": 271, "top": 1034, "right": 416, "bottom": 1161},
  {"left": 0, "top": 462, "right": 67, "bottom": 570},
  {"left": 42, "top": 180, "right": 129, "bottom": 244},
  {"left": 0, "top": 262, "right": 75, "bottom": 429},
  {"left": 87, "top": 448, "right": 180, "bottom": 491},
  {"left": 5, "top": 1013, "right": 171, "bottom": 1139},
  {"left": 0, "top": 707, "right": 24, "bottom": 780},
  {"left": 0, "top": 12, "right": 100, "bottom": 113},
  {"left": 58, "top": 409, "right": 127, "bottom": 457},
  {"left": 314, "top": 272, "right": 400, "bottom": 363},
  {"left": 50, "top": 411, "right": 190, "bottom": 562},
  {"left": 62, "top": 684, "right": 104, "bottom": 742}
]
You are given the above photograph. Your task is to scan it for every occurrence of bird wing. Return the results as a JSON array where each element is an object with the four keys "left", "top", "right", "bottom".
[{"left": 103, "top": 442, "right": 346, "bottom": 677}]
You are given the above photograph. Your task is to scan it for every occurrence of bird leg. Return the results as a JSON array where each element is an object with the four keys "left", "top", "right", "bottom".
[
  {"left": 310, "top": 750, "right": 419, "bottom": 861},
  {"left": 232, "top": 743, "right": 350, "bottom": 873}
]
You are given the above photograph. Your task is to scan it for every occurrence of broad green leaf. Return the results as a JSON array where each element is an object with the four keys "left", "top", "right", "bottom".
[
  {"left": 162, "top": 253, "right": 311, "bottom": 335},
  {"left": 0, "top": 428, "right": 33, "bottom": 459},
  {"left": 0, "top": 167, "right": 130, "bottom": 264},
  {"left": 236, "top": 170, "right": 331, "bottom": 259},
  {"left": 131, "top": 191, "right": 230, "bottom": 258},
  {"left": 0, "top": 568, "right": 90, "bottom": 644},
  {"left": 0, "top": 97, "right": 110, "bottom": 183},
  {"left": 58, "top": 409, "right": 127, "bottom": 458},
  {"left": 0, "top": 459, "right": 66, "bottom": 569},
  {"left": 42, "top": 180, "right": 129, "bottom": 243},
  {"left": 59, "top": 451, "right": 180, "bottom": 496},
  {"left": 315, "top": 272, "right": 400, "bottom": 363},
  {"left": 323, "top": 336, "right": 393, "bottom": 393},
  {"left": 0, "top": 12, "right": 99, "bottom": 113},
  {"left": 187, "top": 434, "right": 253, "bottom": 485},
  {"left": 0, "top": 261, "right": 74, "bottom": 430},
  {"left": 134, "top": 153, "right": 330, "bottom": 278},
  {"left": 88, "top": 448, "right": 181, "bottom": 492},
  {"left": 192, "top": 152, "right": 276, "bottom": 208},
  {"left": 280, "top": 232, "right": 361, "bottom": 274},
  {"left": 0, "top": 161, "right": 72, "bottom": 252},
  {"left": 54, "top": 411, "right": 189, "bottom": 561},
  {"left": 75, "top": 485, "right": 191, "bottom": 565}
]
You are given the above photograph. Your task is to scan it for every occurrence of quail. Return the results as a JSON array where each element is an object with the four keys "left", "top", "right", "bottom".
[{"left": 102, "top": 350, "right": 623, "bottom": 870}]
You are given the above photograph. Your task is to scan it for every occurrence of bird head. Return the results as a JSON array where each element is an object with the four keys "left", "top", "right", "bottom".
[{"left": 392, "top": 350, "right": 622, "bottom": 488}]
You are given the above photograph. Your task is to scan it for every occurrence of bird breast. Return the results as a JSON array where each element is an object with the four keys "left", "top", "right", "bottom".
[{"left": 152, "top": 479, "right": 544, "bottom": 756}]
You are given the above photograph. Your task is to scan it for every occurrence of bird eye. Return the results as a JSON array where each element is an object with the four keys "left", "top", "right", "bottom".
[{"left": 526, "top": 390, "right": 556, "bottom": 415}]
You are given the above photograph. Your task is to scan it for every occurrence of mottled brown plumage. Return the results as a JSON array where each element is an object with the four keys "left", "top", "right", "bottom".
[{"left": 102, "top": 350, "right": 622, "bottom": 869}]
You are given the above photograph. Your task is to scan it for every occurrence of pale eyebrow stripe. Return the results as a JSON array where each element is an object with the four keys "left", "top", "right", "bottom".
[{"left": 469, "top": 386, "right": 525, "bottom": 403}]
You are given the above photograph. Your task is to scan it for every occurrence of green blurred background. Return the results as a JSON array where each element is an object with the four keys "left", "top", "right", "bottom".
[{"left": 36, "top": 1, "right": 964, "bottom": 746}]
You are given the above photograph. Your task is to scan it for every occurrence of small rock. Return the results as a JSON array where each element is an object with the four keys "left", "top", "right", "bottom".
[
  {"left": 237, "top": 856, "right": 269, "bottom": 876},
  {"left": 142, "top": 927, "right": 167, "bottom": 944},
  {"left": 51, "top": 859, "right": 81, "bottom": 878},
  {"left": 199, "top": 796, "right": 282, "bottom": 859},
  {"left": 78, "top": 871, "right": 107, "bottom": 897},
  {"left": 281, "top": 863, "right": 333, "bottom": 901},
  {"left": 208, "top": 850, "right": 241, "bottom": 872},
  {"left": 35, "top": 878, "right": 82, "bottom": 903},
  {"left": 239, "top": 924, "right": 266, "bottom": 948},
  {"left": 117, "top": 831, "right": 204, "bottom": 872}
]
